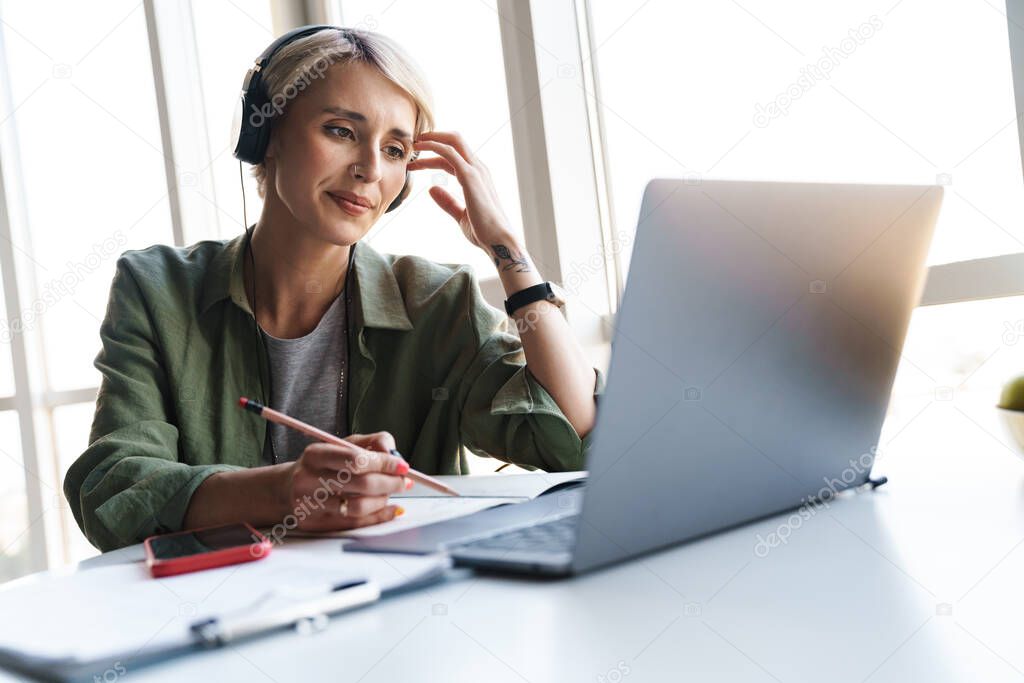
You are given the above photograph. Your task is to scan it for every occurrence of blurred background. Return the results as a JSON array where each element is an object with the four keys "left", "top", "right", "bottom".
[{"left": 0, "top": 0, "right": 1022, "bottom": 581}]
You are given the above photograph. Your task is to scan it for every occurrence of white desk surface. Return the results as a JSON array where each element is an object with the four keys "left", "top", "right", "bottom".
[{"left": 4, "top": 402, "right": 1024, "bottom": 682}]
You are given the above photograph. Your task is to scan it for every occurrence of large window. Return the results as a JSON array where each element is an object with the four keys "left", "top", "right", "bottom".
[
  {"left": 1, "top": 0, "right": 177, "bottom": 575},
  {"left": 0, "top": 0, "right": 284, "bottom": 576},
  {"left": 2, "top": 0, "right": 172, "bottom": 392},
  {"left": 884, "top": 294, "right": 1024, "bottom": 454},
  {"left": 336, "top": 0, "right": 521, "bottom": 278},
  {"left": 2, "top": 0, "right": 1022, "bottom": 585},
  {"left": 190, "top": 0, "right": 276, "bottom": 242},
  {"left": 590, "top": 0, "right": 1024, "bottom": 275},
  {"left": 588, "top": 0, "right": 1024, "bottom": 463}
]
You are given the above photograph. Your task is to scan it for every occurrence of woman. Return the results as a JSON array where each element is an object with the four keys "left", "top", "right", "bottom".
[{"left": 63, "top": 27, "right": 604, "bottom": 552}]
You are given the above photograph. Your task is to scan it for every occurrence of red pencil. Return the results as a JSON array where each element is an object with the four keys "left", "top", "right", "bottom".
[{"left": 238, "top": 397, "right": 460, "bottom": 497}]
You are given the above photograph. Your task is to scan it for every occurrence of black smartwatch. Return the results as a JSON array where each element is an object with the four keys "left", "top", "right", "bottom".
[{"left": 504, "top": 281, "right": 566, "bottom": 317}]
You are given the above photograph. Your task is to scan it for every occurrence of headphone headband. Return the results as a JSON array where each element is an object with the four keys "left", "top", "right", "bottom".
[{"left": 233, "top": 24, "right": 340, "bottom": 165}]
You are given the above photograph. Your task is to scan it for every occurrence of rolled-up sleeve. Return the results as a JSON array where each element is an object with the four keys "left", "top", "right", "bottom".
[
  {"left": 62, "top": 257, "right": 243, "bottom": 552},
  {"left": 456, "top": 278, "right": 606, "bottom": 472}
]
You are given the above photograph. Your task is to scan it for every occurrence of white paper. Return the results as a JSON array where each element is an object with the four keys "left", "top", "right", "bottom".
[
  {"left": 0, "top": 539, "right": 447, "bottom": 665},
  {"left": 287, "top": 472, "right": 587, "bottom": 539},
  {"left": 393, "top": 470, "right": 586, "bottom": 499},
  {"left": 291, "top": 497, "right": 518, "bottom": 539}
]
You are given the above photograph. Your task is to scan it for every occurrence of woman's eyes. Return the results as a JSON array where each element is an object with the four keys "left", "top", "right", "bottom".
[{"left": 324, "top": 125, "right": 407, "bottom": 160}]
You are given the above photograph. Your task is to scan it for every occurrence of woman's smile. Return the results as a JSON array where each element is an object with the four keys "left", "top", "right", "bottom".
[{"left": 327, "top": 191, "right": 370, "bottom": 216}]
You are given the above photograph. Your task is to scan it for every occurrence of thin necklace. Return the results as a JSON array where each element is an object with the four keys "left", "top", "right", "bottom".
[{"left": 248, "top": 232, "right": 353, "bottom": 464}]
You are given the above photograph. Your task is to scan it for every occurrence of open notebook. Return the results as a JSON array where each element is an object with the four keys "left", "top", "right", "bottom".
[{"left": 287, "top": 470, "right": 587, "bottom": 539}]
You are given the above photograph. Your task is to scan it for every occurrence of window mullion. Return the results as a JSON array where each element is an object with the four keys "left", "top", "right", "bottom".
[
  {"left": 496, "top": 0, "right": 613, "bottom": 350},
  {"left": 143, "top": 0, "right": 221, "bottom": 246},
  {"left": 0, "top": 142, "right": 49, "bottom": 576},
  {"left": 921, "top": 253, "right": 1024, "bottom": 306}
]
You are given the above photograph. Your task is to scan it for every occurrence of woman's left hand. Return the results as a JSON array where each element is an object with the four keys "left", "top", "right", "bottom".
[{"left": 406, "top": 131, "right": 515, "bottom": 251}]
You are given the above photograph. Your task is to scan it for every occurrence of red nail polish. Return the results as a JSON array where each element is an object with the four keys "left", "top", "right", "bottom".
[
  {"left": 395, "top": 460, "right": 410, "bottom": 475},
  {"left": 405, "top": 478, "right": 414, "bottom": 490}
]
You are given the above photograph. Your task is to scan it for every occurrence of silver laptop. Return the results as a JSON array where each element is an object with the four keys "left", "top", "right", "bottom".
[{"left": 357, "top": 178, "right": 944, "bottom": 575}]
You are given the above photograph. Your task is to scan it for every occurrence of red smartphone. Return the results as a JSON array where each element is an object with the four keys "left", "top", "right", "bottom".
[{"left": 144, "top": 523, "right": 272, "bottom": 578}]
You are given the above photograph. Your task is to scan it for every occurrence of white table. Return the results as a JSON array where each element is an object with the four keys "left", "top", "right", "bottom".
[{"left": 3, "top": 399, "right": 1023, "bottom": 683}]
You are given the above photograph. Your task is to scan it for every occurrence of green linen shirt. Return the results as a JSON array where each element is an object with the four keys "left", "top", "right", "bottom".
[{"left": 63, "top": 233, "right": 606, "bottom": 552}]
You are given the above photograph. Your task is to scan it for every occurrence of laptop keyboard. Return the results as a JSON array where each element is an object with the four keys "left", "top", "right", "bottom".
[{"left": 451, "top": 514, "right": 579, "bottom": 555}]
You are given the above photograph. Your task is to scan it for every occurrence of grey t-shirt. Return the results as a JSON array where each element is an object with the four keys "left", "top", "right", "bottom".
[{"left": 260, "top": 292, "right": 349, "bottom": 464}]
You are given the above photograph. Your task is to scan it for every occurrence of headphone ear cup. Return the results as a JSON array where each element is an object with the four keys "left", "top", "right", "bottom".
[
  {"left": 234, "top": 24, "right": 337, "bottom": 165},
  {"left": 385, "top": 171, "right": 412, "bottom": 213},
  {"left": 233, "top": 108, "right": 261, "bottom": 165},
  {"left": 235, "top": 83, "right": 274, "bottom": 165},
  {"left": 251, "top": 118, "right": 273, "bottom": 166}
]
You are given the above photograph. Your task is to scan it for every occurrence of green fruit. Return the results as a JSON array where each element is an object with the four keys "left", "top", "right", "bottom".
[{"left": 999, "top": 374, "right": 1024, "bottom": 410}]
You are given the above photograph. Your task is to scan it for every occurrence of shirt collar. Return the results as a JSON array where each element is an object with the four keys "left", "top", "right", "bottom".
[{"left": 199, "top": 232, "right": 414, "bottom": 331}]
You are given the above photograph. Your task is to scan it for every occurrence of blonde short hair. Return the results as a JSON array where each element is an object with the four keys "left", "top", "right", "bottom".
[{"left": 248, "top": 27, "right": 435, "bottom": 198}]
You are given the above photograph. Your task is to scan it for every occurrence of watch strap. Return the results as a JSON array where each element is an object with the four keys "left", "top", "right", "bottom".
[{"left": 504, "top": 282, "right": 561, "bottom": 316}]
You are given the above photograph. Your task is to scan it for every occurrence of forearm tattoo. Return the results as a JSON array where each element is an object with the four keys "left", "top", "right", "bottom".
[{"left": 491, "top": 243, "right": 533, "bottom": 273}]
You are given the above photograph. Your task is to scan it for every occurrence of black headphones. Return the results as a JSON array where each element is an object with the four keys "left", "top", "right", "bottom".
[{"left": 233, "top": 24, "right": 412, "bottom": 213}]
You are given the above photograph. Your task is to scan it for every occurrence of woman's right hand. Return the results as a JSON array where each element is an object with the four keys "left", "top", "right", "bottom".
[
  {"left": 183, "top": 431, "right": 412, "bottom": 535},
  {"left": 276, "top": 431, "right": 412, "bottom": 532}
]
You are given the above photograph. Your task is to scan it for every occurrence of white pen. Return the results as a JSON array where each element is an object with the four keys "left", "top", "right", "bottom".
[{"left": 190, "top": 578, "right": 381, "bottom": 646}]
